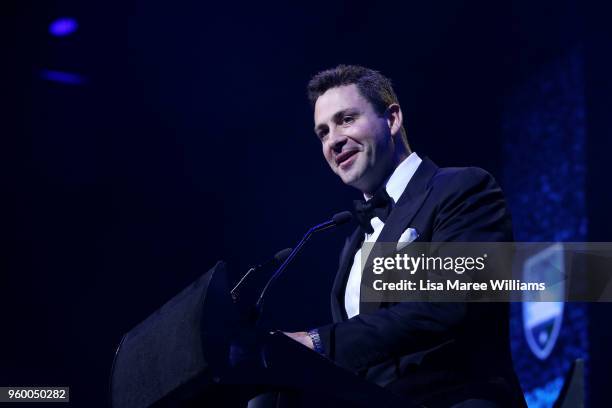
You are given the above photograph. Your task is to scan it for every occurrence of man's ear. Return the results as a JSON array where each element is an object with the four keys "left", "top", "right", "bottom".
[{"left": 385, "top": 104, "right": 403, "bottom": 138}]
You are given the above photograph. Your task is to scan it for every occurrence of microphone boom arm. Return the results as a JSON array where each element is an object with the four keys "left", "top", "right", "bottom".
[{"left": 254, "top": 211, "right": 352, "bottom": 320}]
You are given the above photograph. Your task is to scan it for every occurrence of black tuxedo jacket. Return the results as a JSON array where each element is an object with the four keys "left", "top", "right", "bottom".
[{"left": 317, "top": 157, "right": 526, "bottom": 407}]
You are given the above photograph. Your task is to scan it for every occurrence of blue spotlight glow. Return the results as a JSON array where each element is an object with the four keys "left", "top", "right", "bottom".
[
  {"left": 40, "top": 69, "right": 86, "bottom": 85},
  {"left": 49, "top": 17, "right": 78, "bottom": 37}
]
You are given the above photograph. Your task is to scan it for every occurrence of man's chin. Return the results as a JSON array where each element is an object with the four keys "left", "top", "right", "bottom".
[{"left": 339, "top": 171, "right": 365, "bottom": 189}]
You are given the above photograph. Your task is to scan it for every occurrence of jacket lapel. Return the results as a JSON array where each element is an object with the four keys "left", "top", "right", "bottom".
[
  {"left": 359, "top": 157, "right": 439, "bottom": 314},
  {"left": 331, "top": 227, "right": 364, "bottom": 322}
]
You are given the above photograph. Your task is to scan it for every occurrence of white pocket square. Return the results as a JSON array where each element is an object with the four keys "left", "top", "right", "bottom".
[{"left": 397, "top": 227, "right": 419, "bottom": 251}]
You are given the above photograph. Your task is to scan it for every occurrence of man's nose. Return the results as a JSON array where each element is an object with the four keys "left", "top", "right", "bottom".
[{"left": 328, "top": 128, "right": 347, "bottom": 153}]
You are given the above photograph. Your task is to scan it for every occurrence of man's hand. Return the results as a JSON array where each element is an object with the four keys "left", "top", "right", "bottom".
[{"left": 283, "top": 331, "right": 314, "bottom": 350}]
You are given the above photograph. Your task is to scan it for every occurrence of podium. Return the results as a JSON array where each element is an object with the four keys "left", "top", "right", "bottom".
[{"left": 110, "top": 262, "right": 411, "bottom": 407}]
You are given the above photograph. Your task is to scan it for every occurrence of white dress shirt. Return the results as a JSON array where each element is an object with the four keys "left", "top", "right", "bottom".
[{"left": 343, "top": 152, "right": 422, "bottom": 319}]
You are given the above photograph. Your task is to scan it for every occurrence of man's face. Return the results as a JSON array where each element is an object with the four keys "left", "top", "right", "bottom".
[{"left": 314, "top": 84, "right": 394, "bottom": 194}]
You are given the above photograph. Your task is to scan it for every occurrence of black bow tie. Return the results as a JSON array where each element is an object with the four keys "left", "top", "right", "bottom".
[{"left": 353, "top": 188, "right": 394, "bottom": 234}]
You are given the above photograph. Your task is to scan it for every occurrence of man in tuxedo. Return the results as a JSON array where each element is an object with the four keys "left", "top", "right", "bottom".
[{"left": 285, "top": 65, "right": 525, "bottom": 407}]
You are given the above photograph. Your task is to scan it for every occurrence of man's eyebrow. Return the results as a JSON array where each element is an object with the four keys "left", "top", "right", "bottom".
[{"left": 314, "top": 108, "right": 354, "bottom": 133}]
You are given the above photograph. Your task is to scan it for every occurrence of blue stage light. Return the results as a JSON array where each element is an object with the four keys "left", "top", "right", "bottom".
[
  {"left": 40, "top": 69, "right": 85, "bottom": 85},
  {"left": 49, "top": 17, "right": 78, "bottom": 37}
]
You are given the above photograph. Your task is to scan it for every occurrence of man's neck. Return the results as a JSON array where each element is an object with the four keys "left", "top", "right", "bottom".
[{"left": 362, "top": 150, "right": 411, "bottom": 198}]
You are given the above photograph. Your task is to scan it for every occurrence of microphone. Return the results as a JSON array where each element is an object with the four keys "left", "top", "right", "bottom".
[
  {"left": 254, "top": 211, "right": 353, "bottom": 320},
  {"left": 273, "top": 248, "right": 294, "bottom": 263},
  {"left": 231, "top": 248, "right": 293, "bottom": 302},
  {"left": 311, "top": 210, "right": 353, "bottom": 233}
]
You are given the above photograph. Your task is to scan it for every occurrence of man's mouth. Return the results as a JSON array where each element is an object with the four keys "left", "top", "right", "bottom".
[{"left": 335, "top": 150, "right": 359, "bottom": 168}]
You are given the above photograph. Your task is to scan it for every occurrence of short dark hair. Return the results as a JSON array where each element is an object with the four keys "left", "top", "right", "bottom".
[{"left": 307, "top": 64, "right": 408, "bottom": 142}]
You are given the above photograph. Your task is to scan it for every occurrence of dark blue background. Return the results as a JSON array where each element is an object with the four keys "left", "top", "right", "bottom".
[{"left": 3, "top": 0, "right": 611, "bottom": 406}]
